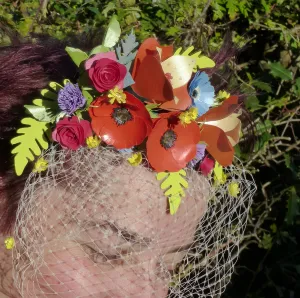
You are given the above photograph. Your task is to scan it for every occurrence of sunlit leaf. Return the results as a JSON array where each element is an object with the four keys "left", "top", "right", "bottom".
[
  {"left": 156, "top": 170, "right": 189, "bottom": 215},
  {"left": 269, "top": 62, "right": 292, "bottom": 81},
  {"left": 11, "top": 118, "right": 49, "bottom": 176},
  {"left": 65, "top": 47, "right": 88, "bottom": 67}
]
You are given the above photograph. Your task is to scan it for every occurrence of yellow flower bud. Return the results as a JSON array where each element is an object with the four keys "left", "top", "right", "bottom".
[
  {"left": 179, "top": 107, "right": 198, "bottom": 125},
  {"left": 228, "top": 182, "right": 240, "bottom": 198},
  {"left": 86, "top": 136, "right": 101, "bottom": 148},
  {"left": 5, "top": 237, "right": 15, "bottom": 250},
  {"left": 33, "top": 157, "right": 48, "bottom": 173},
  {"left": 127, "top": 152, "right": 143, "bottom": 166},
  {"left": 108, "top": 86, "right": 127, "bottom": 104}
]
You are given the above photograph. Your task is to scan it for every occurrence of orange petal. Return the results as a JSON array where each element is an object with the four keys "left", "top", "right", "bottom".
[
  {"left": 200, "top": 124, "right": 234, "bottom": 166},
  {"left": 160, "top": 84, "right": 192, "bottom": 112},
  {"left": 132, "top": 38, "right": 173, "bottom": 78},
  {"left": 131, "top": 55, "right": 173, "bottom": 103},
  {"left": 197, "top": 95, "right": 240, "bottom": 122}
]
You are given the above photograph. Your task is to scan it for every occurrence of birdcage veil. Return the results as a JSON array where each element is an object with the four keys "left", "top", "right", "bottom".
[{"left": 11, "top": 145, "right": 256, "bottom": 297}]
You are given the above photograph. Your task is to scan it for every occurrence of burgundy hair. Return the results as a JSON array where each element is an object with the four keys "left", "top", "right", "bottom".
[{"left": 0, "top": 33, "right": 243, "bottom": 235}]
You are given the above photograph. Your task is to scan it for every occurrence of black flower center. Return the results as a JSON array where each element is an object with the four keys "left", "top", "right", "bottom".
[
  {"left": 112, "top": 107, "right": 133, "bottom": 126},
  {"left": 160, "top": 129, "right": 177, "bottom": 149},
  {"left": 192, "top": 89, "right": 198, "bottom": 99}
]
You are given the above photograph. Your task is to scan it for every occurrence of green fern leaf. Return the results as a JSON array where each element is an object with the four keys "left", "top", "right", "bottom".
[
  {"left": 156, "top": 170, "right": 189, "bottom": 215},
  {"left": 11, "top": 118, "right": 50, "bottom": 176},
  {"left": 174, "top": 46, "right": 215, "bottom": 70}
]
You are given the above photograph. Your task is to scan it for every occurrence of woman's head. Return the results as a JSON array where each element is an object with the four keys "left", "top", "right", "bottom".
[
  {"left": 13, "top": 147, "right": 208, "bottom": 297},
  {"left": 0, "top": 29, "right": 256, "bottom": 298}
]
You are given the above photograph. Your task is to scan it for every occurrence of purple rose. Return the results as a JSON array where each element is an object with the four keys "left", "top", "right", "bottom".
[{"left": 58, "top": 83, "right": 86, "bottom": 115}]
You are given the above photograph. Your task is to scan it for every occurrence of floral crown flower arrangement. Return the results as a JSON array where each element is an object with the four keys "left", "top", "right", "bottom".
[{"left": 11, "top": 16, "right": 243, "bottom": 215}]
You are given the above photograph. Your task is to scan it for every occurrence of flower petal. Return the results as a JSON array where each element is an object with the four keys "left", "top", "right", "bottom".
[
  {"left": 160, "top": 84, "right": 192, "bottom": 111},
  {"left": 131, "top": 38, "right": 173, "bottom": 77},
  {"left": 85, "top": 51, "right": 117, "bottom": 70},
  {"left": 197, "top": 95, "right": 240, "bottom": 122},
  {"left": 131, "top": 55, "right": 173, "bottom": 103},
  {"left": 199, "top": 124, "right": 234, "bottom": 166},
  {"left": 147, "top": 118, "right": 200, "bottom": 172}
]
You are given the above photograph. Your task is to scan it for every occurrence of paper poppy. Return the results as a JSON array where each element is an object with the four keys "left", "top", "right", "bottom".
[
  {"left": 197, "top": 96, "right": 242, "bottom": 166},
  {"left": 146, "top": 114, "right": 201, "bottom": 172},
  {"left": 89, "top": 92, "right": 153, "bottom": 149},
  {"left": 131, "top": 38, "right": 196, "bottom": 111}
]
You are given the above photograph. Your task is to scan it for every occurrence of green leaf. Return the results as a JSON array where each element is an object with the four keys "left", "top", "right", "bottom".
[
  {"left": 258, "top": 233, "right": 273, "bottom": 250},
  {"left": 82, "top": 89, "right": 94, "bottom": 106},
  {"left": 11, "top": 118, "right": 49, "bottom": 176},
  {"left": 24, "top": 105, "right": 56, "bottom": 122},
  {"left": 146, "top": 103, "right": 160, "bottom": 118},
  {"left": 103, "top": 15, "right": 121, "bottom": 48},
  {"left": 41, "top": 89, "right": 57, "bottom": 100},
  {"left": 226, "top": 0, "right": 238, "bottom": 20},
  {"left": 102, "top": 2, "right": 116, "bottom": 17},
  {"left": 293, "top": 77, "right": 300, "bottom": 96},
  {"left": 269, "top": 62, "right": 293, "bottom": 81},
  {"left": 65, "top": 47, "right": 89, "bottom": 67},
  {"left": 286, "top": 187, "right": 299, "bottom": 225},
  {"left": 49, "top": 81, "right": 63, "bottom": 92},
  {"left": 252, "top": 81, "right": 272, "bottom": 93},
  {"left": 89, "top": 45, "right": 109, "bottom": 56},
  {"left": 156, "top": 170, "right": 189, "bottom": 215},
  {"left": 245, "top": 95, "right": 261, "bottom": 111}
]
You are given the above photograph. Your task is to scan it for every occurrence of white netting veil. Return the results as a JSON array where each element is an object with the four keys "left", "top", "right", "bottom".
[{"left": 12, "top": 145, "right": 256, "bottom": 298}]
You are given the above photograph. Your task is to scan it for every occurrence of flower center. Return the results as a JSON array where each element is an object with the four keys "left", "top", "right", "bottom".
[
  {"left": 112, "top": 107, "right": 133, "bottom": 126},
  {"left": 160, "top": 129, "right": 177, "bottom": 149}
]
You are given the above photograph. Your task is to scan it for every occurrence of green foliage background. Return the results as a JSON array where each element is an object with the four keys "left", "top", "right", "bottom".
[{"left": 0, "top": 0, "right": 299, "bottom": 297}]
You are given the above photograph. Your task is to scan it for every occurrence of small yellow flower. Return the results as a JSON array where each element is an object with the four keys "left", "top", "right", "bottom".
[
  {"left": 216, "top": 90, "right": 230, "bottom": 103},
  {"left": 127, "top": 152, "right": 143, "bottom": 166},
  {"left": 86, "top": 135, "right": 101, "bottom": 148},
  {"left": 4, "top": 237, "right": 15, "bottom": 250},
  {"left": 228, "top": 182, "right": 240, "bottom": 198},
  {"left": 33, "top": 157, "right": 48, "bottom": 173},
  {"left": 179, "top": 107, "right": 198, "bottom": 125},
  {"left": 108, "top": 86, "right": 127, "bottom": 104}
]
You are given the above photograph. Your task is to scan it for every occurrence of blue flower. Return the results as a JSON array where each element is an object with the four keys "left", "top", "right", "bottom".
[
  {"left": 58, "top": 83, "right": 86, "bottom": 115},
  {"left": 188, "top": 71, "right": 215, "bottom": 117}
]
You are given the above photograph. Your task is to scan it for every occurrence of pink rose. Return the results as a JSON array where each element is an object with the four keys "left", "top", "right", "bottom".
[
  {"left": 199, "top": 156, "right": 215, "bottom": 176},
  {"left": 85, "top": 52, "right": 127, "bottom": 93},
  {"left": 52, "top": 116, "right": 92, "bottom": 150}
]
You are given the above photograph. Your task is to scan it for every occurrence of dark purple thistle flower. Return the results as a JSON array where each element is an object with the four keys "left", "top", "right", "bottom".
[
  {"left": 57, "top": 83, "right": 86, "bottom": 114},
  {"left": 188, "top": 143, "right": 206, "bottom": 168}
]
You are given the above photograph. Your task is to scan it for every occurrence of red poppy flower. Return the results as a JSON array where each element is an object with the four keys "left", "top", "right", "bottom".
[
  {"left": 88, "top": 92, "right": 153, "bottom": 149},
  {"left": 146, "top": 114, "right": 201, "bottom": 172},
  {"left": 197, "top": 96, "right": 242, "bottom": 166}
]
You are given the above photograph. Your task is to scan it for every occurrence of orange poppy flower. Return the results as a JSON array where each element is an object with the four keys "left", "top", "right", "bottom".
[
  {"left": 146, "top": 113, "right": 201, "bottom": 172},
  {"left": 197, "top": 96, "right": 242, "bottom": 166},
  {"left": 131, "top": 38, "right": 193, "bottom": 111},
  {"left": 89, "top": 92, "right": 153, "bottom": 149}
]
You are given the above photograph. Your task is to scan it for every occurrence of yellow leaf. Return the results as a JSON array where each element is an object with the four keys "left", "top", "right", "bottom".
[
  {"left": 11, "top": 118, "right": 49, "bottom": 176},
  {"left": 174, "top": 46, "right": 215, "bottom": 71},
  {"left": 156, "top": 170, "right": 189, "bottom": 215}
]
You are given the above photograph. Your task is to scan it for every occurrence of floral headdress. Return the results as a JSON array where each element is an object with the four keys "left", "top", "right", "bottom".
[{"left": 11, "top": 16, "right": 243, "bottom": 215}]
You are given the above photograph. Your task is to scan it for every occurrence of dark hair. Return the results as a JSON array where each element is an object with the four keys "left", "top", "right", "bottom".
[{"left": 0, "top": 33, "right": 245, "bottom": 235}]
